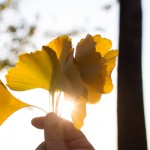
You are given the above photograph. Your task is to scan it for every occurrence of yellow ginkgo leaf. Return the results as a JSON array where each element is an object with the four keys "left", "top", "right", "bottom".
[
  {"left": 83, "top": 82, "right": 102, "bottom": 104},
  {"left": 75, "top": 35, "right": 103, "bottom": 103},
  {"left": 48, "top": 35, "right": 86, "bottom": 99},
  {"left": 47, "top": 35, "right": 72, "bottom": 65},
  {"left": 6, "top": 47, "right": 55, "bottom": 91},
  {"left": 0, "top": 80, "right": 30, "bottom": 125},
  {"left": 76, "top": 34, "right": 96, "bottom": 60},
  {"left": 103, "top": 50, "right": 118, "bottom": 61},
  {"left": 71, "top": 97, "right": 87, "bottom": 129},
  {"left": 6, "top": 46, "right": 74, "bottom": 97},
  {"left": 63, "top": 51, "right": 87, "bottom": 98},
  {"left": 76, "top": 34, "right": 101, "bottom": 84},
  {"left": 93, "top": 34, "right": 112, "bottom": 56},
  {"left": 99, "top": 50, "right": 118, "bottom": 93},
  {"left": 75, "top": 34, "right": 118, "bottom": 104}
]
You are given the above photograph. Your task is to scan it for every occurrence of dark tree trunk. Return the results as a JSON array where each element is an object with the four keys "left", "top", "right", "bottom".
[{"left": 117, "top": 0, "right": 147, "bottom": 150}]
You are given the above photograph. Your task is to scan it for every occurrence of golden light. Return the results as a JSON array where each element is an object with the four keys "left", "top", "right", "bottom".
[{"left": 50, "top": 91, "right": 75, "bottom": 122}]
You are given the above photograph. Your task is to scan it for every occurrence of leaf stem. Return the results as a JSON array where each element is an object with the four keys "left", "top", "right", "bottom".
[
  {"left": 59, "top": 94, "right": 64, "bottom": 117},
  {"left": 32, "top": 105, "right": 48, "bottom": 114},
  {"left": 51, "top": 92, "right": 55, "bottom": 112},
  {"left": 48, "top": 92, "right": 51, "bottom": 113},
  {"left": 55, "top": 91, "right": 61, "bottom": 115}
]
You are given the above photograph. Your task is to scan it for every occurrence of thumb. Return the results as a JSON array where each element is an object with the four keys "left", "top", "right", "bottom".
[{"left": 44, "top": 113, "right": 69, "bottom": 150}]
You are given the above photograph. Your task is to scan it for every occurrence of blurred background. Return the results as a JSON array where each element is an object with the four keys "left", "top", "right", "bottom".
[{"left": 0, "top": 0, "right": 149, "bottom": 149}]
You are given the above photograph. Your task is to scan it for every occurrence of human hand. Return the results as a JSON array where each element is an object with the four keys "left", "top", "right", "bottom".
[{"left": 31, "top": 113, "right": 95, "bottom": 150}]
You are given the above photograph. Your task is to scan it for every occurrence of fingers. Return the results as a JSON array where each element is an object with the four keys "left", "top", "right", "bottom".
[
  {"left": 62, "top": 119, "right": 85, "bottom": 142},
  {"left": 32, "top": 113, "right": 69, "bottom": 150},
  {"left": 44, "top": 113, "right": 69, "bottom": 150},
  {"left": 32, "top": 113, "right": 94, "bottom": 149},
  {"left": 35, "top": 141, "right": 46, "bottom": 150},
  {"left": 62, "top": 119, "right": 94, "bottom": 149},
  {"left": 44, "top": 113, "right": 94, "bottom": 149},
  {"left": 44, "top": 113, "right": 62, "bottom": 141},
  {"left": 31, "top": 116, "right": 44, "bottom": 129}
]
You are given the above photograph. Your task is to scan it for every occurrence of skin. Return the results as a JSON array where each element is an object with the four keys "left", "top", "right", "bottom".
[{"left": 31, "top": 113, "right": 95, "bottom": 150}]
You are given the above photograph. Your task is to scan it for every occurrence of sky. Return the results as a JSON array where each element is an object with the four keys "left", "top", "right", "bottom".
[
  {"left": 0, "top": 0, "right": 150, "bottom": 149},
  {"left": 142, "top": 0, "right": 150, "bottom": 148}
]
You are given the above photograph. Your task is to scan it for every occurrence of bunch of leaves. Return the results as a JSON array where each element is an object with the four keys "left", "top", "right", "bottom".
[{"left": 0, "top": 34, "right": 118, "bottom": 129}]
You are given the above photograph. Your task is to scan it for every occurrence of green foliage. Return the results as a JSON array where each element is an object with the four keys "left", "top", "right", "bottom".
[
  {"left": 0, "top": 0, "right": 37, "bottom": 70},
  {"left": 0, "top": 59, "right": 13, "bottom": 70},
  {"left": 0, "top": 0, "right": 11, "bottom": 11}
]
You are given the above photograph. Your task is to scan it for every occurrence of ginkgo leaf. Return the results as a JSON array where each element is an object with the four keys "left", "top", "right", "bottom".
[
  {"left": 41, "top": 47, "right": 75, "bottom": 97},
  {"left": 103, "top": 49, "right": 118, "bottom": 61},
  {"left": 63, "top": 51, "right": 87, "bottom": 98},
  {"left": 48, "top": 35, "right": 86, "bottom": 98},
  {"left": 75, "top": 35, "right": 102, "bottom": 103},
  {"left": 99, "top": 50, "right": 118, "bottom": 93},
  {"left": 83, "top": 82, "right": 102, "bottom": 104},
  {"left": 93, "top": 34, "right": 112, "bottom": 56},
  {"left": 71, "top": 97, "right": 86, "bottom": 129},
  {"left": 6, "top": 47, "right": 55, "bottom": 91},
  {"left": 75, "top": 34, "right": 118, "bottom": 104},
  {"left": 0, "top": 80, "right": 30, "bottom": 125},
  {"left": 76, "top": 34, "right": 96, "bottom": 60},
  {"left": 76, "top": 34, "right": 101, "bottom": 84},
  {"left": 47, "top": 35, "right": 72, "bottom": 65},
  {"left": 6, "top": 46, "right": 74, "bottom": 96}
]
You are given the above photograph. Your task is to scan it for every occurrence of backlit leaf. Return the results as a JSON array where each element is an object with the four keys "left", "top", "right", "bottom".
[
  {"left": 75, "top": 35, "right": 102, "bottom": 103},
  {"left": 48, "top": 35, "right": 86, "bottom": 98},
  {"left": 83, "top": 82, "right": 102, "bottom": 104},
  {"left": 99, "top": 50, "right": 118, "bottom": 93},
  {"left": 63, "top": 51, "right": 87, "bottom": 98},
  {"left": 6, "top": 47, "right": 54, "bottom": 91},
  {"left": 47, "top": 35, "right": 72, "bottom": 65},
  {"left": 6, "top": 46, "right": 74, "bottom": 96},
  {"left": 43, "top": 46, "right": 75, "bottom": 95},
  {"left": 93, "top": 34, "right": 112, "bottom": 56},
  {"left": 0, "top": 80, "right": 30, "bottom": 125},
  {"left": 71, "top": 97, "right": 86, "bottom": 129},
  {"left": 75, "top": 34, "right": 118, "bottom": 104},
  {"left": 76, "top": 34, "right": 101, "bottom": 84}
]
